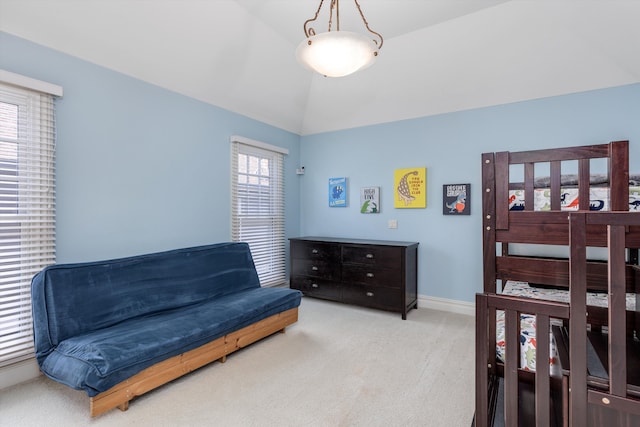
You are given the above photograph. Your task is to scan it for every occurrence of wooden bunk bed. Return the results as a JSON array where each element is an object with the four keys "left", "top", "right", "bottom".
[{"left": 474, "top": 140, "right": 640, "bottom": 426}]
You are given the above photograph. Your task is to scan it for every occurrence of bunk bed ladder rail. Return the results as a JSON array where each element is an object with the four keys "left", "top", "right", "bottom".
[
  {"left": 569, "top": 211, "right": 640, "bottom": 425},
  {"left": 476, "top": 293, "right": 569, "bottom": 427}
]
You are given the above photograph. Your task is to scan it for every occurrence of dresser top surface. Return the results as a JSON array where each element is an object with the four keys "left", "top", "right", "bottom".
[{"left": 290, "top": 236, "right": 419, "bottom": 247}]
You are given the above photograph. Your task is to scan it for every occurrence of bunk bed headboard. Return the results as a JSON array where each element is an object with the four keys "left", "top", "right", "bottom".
[{"left": 482, "top": 140, "right": 633, "bottom": 294}]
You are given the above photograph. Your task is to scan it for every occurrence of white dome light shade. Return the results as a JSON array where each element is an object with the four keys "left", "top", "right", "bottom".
[{"left": 296, "top": 31, "right": 380, "bottom": 78}]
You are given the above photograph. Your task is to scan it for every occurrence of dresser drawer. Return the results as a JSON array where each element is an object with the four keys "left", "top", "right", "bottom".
[
  {"left": 290, "top": 276, "right": 341, "bottom": 300},
  {"left": 291, "top": 240, "right": 340, "bottom": 261},
  {"left": 291, "top": 259, "right": 339, "bottom": 280},
  {"left": 341, "top": 245, "right": 401, "bottom": 268},
  {"left": 341, "top": 284, "right": 401, "bottom": 311},
  {"left": 289, "top": 237, "right": 418, "bottom": 319},
  {"left": 341, "top": 265, "right": 401, "bottom": 288}
]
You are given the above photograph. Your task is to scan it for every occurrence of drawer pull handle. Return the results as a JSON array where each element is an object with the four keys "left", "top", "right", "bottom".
[
  {"left": 366, "top": 292, "right": 374, "bottom": 297},
  {"left": 312, "top": 283, "right": 319, "bottom": 288},
  {"left": 366, "top": 253, "right": 374, "bottom": 259},
  {"left": 311, "top": 266, "right": 319, "bottom": 271},
  {"left": 312, "top": 249, "right": 319, "bottom": 254},
  {"left": 366, "top": 273, "right": 374, "bottom": 278}
]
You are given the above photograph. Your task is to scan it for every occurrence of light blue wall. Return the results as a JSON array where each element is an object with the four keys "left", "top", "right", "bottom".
[
  {"left": 3, "top": 32, "right": 640, "bottom": 304},
  {"left": 299, "top": 84, "right": 640, "bottom": 302},
  {"left": 0, "top": 32, "right": 301, "bottom": 262}
]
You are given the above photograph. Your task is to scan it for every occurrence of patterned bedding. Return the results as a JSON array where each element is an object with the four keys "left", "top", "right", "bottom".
[
  {"left": 508, "top": 187, "right": 640, "bottom": 211},
  {"left": 495, "top": 281, "right": 636, "bottom": 374},
  {"left": 497, "top": 174, "right": 640, "bottom": 371}
]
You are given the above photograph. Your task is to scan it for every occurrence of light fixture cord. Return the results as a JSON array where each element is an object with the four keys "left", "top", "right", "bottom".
[
  {"left": 303, "top": 0, "right": 325, "bottom": 37},
  {"left": 330, "top": 0, "right": 339, "bottom": 32},
  {"left": 354, "top": 0, "right": 383, "bottom": 49},
  {"left": 302, "top": 0, "right": 384, "bottom": 50}
]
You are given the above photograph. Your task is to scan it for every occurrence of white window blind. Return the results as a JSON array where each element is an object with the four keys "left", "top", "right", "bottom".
[
  {"left": 231, "top": 138, "right": 286, "bottom": 287},
  {"left": 0, "top": 83, "right": 56, "bottom": 367}
]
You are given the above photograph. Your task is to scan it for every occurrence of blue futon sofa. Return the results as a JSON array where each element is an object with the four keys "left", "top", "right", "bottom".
[{"left": 31, "top": 242, "right": 302, "bottom": 416}]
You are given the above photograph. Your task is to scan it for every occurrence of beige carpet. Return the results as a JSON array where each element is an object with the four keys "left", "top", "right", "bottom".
[{"left": 0, "top": 297, "right": 475, "bottom": 426}]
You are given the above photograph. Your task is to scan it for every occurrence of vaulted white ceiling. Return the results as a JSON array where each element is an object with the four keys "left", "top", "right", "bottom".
[{"left": 1, "top": 0, "right": 639, "bottom": 135}]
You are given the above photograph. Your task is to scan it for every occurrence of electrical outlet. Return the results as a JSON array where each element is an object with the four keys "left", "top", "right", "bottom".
[{"left": 388, "top": 219, "right": 398, "bottom": 229}]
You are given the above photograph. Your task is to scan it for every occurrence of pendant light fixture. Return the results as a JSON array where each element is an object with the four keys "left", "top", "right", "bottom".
[{"left": 296, "top": 0, "right": 383, "bottom": 78}]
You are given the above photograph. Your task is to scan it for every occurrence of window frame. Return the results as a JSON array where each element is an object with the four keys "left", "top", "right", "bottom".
[{"left": 230, "top": 136, "right": 287, "bottom": 287}]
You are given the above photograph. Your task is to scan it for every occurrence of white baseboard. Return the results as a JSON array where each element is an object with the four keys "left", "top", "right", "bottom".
[
  {"left": 288, "top": 279, "right": 475, "bottom": 317},
  {"left": 0, "top": 358, "right": 41, "bottom": 391},
  {"left": 418, "top": 294, "right": 475, "bottom": 317}
]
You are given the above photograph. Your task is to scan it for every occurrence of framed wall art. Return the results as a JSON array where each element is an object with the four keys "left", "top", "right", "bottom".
[
  {"left": 328, "top": 177, "right": 347, "bottom": 207},
  {"left": 394, "top": 167, "right": 426, "bottom": 208},
  {"left": 360, "top": 186, "right": 380, "bottom": 213},
  {"left": 443, "top": 183, "right": 470, "bottom": 215}
]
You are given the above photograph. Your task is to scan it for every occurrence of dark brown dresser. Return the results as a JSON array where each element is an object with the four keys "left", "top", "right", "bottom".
[{"left": 289, "top": 237, "right": 419, "bottom": 319}]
